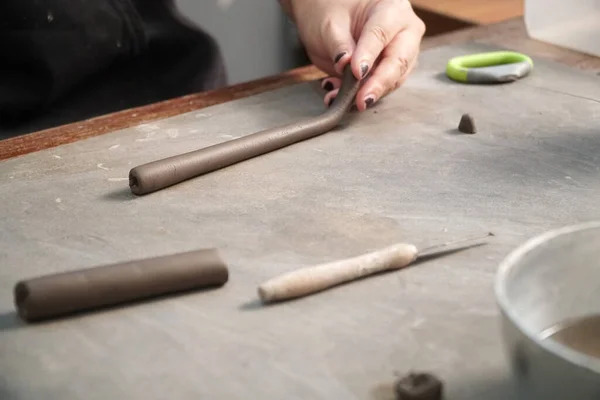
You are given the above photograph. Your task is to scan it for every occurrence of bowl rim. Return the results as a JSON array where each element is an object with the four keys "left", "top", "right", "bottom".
[{"left": 495, "top": 221, "right": 600, "bottom": 374}]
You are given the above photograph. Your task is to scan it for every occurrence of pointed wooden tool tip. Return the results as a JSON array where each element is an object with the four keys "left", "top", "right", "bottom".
[{"left": 458, "top": 113, "right": 477, "bottom": 134}]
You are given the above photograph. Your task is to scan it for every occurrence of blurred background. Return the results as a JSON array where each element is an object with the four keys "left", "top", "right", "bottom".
[
  {"left": 175, "top": 0, "right": 304, "bottom": 85},
  {"left": 175, "top": 0, "right": 525, "bottom": 85}
]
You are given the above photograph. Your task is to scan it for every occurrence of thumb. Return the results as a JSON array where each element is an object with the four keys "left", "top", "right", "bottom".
[{"left": 319, "top": 12, "right": 356, "bottom": 76}]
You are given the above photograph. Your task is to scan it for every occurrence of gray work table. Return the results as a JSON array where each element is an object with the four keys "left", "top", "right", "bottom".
[{"left": 1, "top": 42, "right": 599, "bottom": 399}]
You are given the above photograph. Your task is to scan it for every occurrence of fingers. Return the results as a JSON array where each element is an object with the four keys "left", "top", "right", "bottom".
[
  {"left": 324, "top": 88, "right": 340, "bottom": 107},
  {"left": 313, "top": 0, "right": 425, "bottom": 110},
  {"left": 355, "top": 23, "right": 423, "bottom": 111},
  {"left": 351, "top": 0, "right": 408, "bottom": 80},
  {"left": 321, "top": 77, "right": 342, "bottom": 92},
  {"left": 321, "top": 77, "right": 341, "bottom": 107},
  {"left": 318, "top": 11, "right": 356, "bottom": 76}
]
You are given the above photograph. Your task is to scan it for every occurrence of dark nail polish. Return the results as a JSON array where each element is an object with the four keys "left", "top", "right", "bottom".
[
  {"left": 365, "top": 97, "right": 375, "bottom": 108},
  {"left": 334, "top": 52, "right": 346, "bottom": 63},
  {"left": 323, "top": 80, "right": 334, "bottom": 91},
  {"left": 360, "top": 63, "right": 369, "bottom": 78}
]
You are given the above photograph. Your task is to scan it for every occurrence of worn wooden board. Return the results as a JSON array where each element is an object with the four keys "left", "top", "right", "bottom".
[{"left": 1, "top": 42, "right": 599, "bottom": 400}]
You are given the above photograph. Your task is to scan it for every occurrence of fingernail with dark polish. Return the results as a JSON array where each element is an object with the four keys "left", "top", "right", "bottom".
[
  {"left": 365, "top": 96, "right": 375, "bottom": 108},
  {"left": 334, "top": 52, "right": 346, "bottom": 63},
  {"left": 323, "top": 80, "right": 334, "bottom": 91},
  {"left": 360, "top": 63, "right": 369, "bottom": 78}
]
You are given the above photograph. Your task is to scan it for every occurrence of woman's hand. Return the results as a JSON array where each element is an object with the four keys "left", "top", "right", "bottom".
[{"left": 280, "top": 0, "right": 425, "bottom": 111}]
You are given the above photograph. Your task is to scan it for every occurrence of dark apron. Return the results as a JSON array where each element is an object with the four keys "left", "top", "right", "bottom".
[{"left": 0, "top": 0, "right": 227, "bottom": 138}]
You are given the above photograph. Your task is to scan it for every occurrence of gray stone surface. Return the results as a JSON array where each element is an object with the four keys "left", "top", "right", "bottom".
[{"left": 0, "top": 43, "right": 599, "bottom": 399}]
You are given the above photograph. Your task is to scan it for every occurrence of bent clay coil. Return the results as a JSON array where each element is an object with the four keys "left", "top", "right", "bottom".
[{"left": 128, "top": 66, "right": 361, "bottom": 195}]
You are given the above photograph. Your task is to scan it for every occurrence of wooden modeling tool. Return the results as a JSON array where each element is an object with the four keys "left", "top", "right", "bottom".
[{"left": 257, "top": 233, "right": 494, "bottom": 304}]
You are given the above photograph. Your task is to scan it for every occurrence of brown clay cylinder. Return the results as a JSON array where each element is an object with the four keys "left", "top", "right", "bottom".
[
  {"left": 14, "top": 248, "right": 228, "bottom": 322},
  {"left": 128, "top": 65, "right": 361, "bottom": 195}
]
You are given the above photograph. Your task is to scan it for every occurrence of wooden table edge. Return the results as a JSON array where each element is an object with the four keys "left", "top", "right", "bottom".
[
  {"left": 412, "top": 1, "right": 525, "bottom": 26},
  {"left": 0, "top": 64, "right": 328, "bottom": 161},
  {"left": 413, "top": 2, "right": 477, "bottom": 25},
  {"left": 0, "top": 17, "right": 597, "bottom": 161}
]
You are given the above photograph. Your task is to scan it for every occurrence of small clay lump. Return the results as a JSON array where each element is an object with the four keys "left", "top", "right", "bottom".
[
  {"left": 458, "top": 113, "right": 476, "bottom": 134},
  {"left": 395, "top": 372, "right": 443, "bottom": 400}
]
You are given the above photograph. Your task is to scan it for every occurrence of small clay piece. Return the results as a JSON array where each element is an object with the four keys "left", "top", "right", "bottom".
[
  {"left": 14, "top": 248, "right": 229, "bottom": 322},
  {"left": 458, "top": 113, "right": 476, "bottom": 134},
  {"left": 395, "top": 372, "right": 443, "bottom": 400}
]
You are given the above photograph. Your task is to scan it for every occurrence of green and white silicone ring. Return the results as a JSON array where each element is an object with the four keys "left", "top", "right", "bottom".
[{"left": 446, "top": 51, "right": 534, "bottom": 84}]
